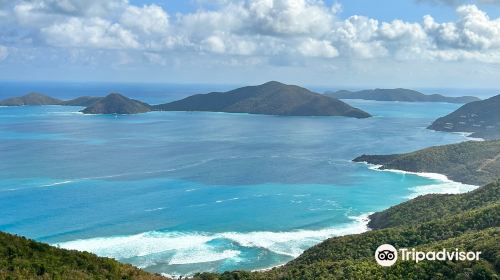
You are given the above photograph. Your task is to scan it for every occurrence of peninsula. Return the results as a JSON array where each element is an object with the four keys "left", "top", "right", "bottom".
[
  {"left": 428, "top": 94, "right": 500, "bottom": 140},
  {"left": 353, "top": 140, "right": 500, "bottom": 186},
  {"left": 325, "top": 88, "right": 480, "bottom": 104}
]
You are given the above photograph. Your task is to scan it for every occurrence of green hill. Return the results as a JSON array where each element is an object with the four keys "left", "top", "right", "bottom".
[
  {"left": 428, "top": 94, "right": 500, "bottom": 140},
  {"left": 0, "top": 93, "right": 62, "bottom": 106},
  {"left": 153, "top": 81, "right": 371, "bottom": 118},
  {"left": 325, "top": 89, "right": 480, "bottom": 104},
  {"left": 0, "top": 231, "right": 169, "bottom": 280},
  {"left": 354, "top": 140, "right": 500, "bottom": 186},
  {"left": 81, "top": 93, "right": 152, "bottom": 115}
]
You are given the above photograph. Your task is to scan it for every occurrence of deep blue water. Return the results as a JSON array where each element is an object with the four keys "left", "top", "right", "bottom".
[{"left": 0, "top": 85, "right": 480, "bottom": 276}]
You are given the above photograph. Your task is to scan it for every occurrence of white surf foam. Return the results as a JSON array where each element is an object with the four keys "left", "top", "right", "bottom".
[
  {"left": 55, "top": 214, "right": 370, "bottom": 266},
  {"left": 40, "top": 180, "right": 74, "bottom": 187},
  {"left": 362, "top": 162, "right": 479, "bottom": 198},
  {"left": 169, "top": 248, "right": 241, "bottom": 265}
]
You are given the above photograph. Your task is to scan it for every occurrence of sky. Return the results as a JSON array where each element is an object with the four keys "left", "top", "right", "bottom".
[{"left": 0, "top": 0, "right": 499, "bottom": 88}]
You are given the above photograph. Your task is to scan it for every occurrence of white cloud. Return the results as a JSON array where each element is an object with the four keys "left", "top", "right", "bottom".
[
  {"left": 247, "top": 0, "right": 335, "bottom": 36},
  {"left": 1, "top": 0, "right": 500, "bottom": 65},
  {"left": 41, "top": 17, "right": 140, "bottom": 49},
  {"left": 298, "top": 38, "right": 338, "bottom": 58},
  {"left": 120, "top": 4, "right": 169, "bottom": 35}
]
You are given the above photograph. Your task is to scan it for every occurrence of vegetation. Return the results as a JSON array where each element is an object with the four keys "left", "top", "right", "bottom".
[
  {"left": 369, "top": 180, "right": 500, "bottom": 229},
  {"left": 81, "top": 93, "right": 152, "bottom": 115},
  {"left": 0, "top": 232, "right": 169, "bottom": 280},
  {"left": 325, "top": 88, "right": 480, "bottom": 104},
  {"left": 153, "top": 81, "right": 371, "bottom": 118},
  {"left": 354, "top": 140, "right": 500, "bottom": 185},
  {"left": 428, "top": 94, "right": 500, "bottom": 140},
  {"left": 0, "top": 93, "right": 62, "bottom": 106}
]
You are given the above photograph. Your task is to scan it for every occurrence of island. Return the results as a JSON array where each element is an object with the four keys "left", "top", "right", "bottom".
[
  {"left": 60, "top": 96, "right": 103, "bottom": 107},
  {"left": 153, "top": 81, "right": 371, "bottom": 118},
  {"left": 80, "top": 93, "right": 152, "bottom": 115},
  {"left": 0, "top": 82, "right": 372, "bottom": 118},
  {"left": 353, "top": 140, "right": 500, "bottom": 186},
  {"left": 428, "top": 94, "right": 500, "bottom": 140},
  {"left": 0, "top": 93, "right": 62, "bottom": 106},
  {"left": 325, "top": 88, "right": 480, "bottom": 104}
]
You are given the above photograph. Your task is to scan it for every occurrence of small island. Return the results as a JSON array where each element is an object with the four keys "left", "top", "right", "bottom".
[
  {"left": 428, "top": 93, "right": 500, "bottom": 140},
  {"left": 325, "top": 88, "right": 480, "bottom": 104},
  {"left": 154, "top": 81, "right": 371, "bottom": 118},
  {"left": 0, "top": 93, "right": 62, "bottom": 106},
  {"left": 80, "top": 93, "right": 152, "bottom": 115}
]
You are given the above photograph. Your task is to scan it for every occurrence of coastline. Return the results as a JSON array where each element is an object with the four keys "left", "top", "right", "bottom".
[{"left": 359, "top": 161, "right": 479, "bottom": 198}]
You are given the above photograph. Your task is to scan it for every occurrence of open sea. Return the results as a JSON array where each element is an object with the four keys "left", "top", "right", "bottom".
[{"left": 0, "top": 82, "right": 486, "bottom": 276}]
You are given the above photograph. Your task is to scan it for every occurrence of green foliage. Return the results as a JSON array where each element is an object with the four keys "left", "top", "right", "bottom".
[
  {"left": 369, "top": 181, "right": 500, "bottom": 229},
  {"left": 355, "top": 140, "right": 500, "bottom": 185},
  {"left": 0, "top": 232, "right": 168, "bottom": 280}
]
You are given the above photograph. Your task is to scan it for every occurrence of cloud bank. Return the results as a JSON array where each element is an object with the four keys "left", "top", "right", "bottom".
[{"left": 0, "top": 0, "right": 499, "bottom": 85}]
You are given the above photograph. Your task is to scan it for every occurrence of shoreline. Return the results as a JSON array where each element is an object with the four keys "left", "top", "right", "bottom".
[{"left": 358, "top": 161, "right": 480, "bottom": 197}]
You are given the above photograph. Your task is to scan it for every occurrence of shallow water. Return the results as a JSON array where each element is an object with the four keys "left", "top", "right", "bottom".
[{"left": 0, "top": 99, "right": 477, "bottom": 275}]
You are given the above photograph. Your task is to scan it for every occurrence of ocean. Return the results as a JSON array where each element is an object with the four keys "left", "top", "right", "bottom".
[{"left": 0, "top": 82, "right": 481, "bottom": 276}]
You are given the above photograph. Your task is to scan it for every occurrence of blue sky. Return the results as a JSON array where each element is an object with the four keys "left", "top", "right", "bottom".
[{"left": 0, "top": 0, "right": 499, "bottom": 88}]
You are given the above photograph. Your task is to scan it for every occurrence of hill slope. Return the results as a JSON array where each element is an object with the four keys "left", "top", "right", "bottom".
[
  {"left": 0, "top": 93, "right": 62, "bottom": 106},
  {"left": 326, "top": 88, "right": 480, "bottom": 103},
  {"left": 0, "top": 231, "right": 168, "bottom": 280},
  {"left": 154, "top": 81, "right": 371, "bottom": 118},
  {"left": 428, "top": 94, "right": 500, "bottom": 140},
  {"left": 354, "top": 140, "right": 500, "bottom": 186},
  {"left": 81, "top": 93, "right": 152, "bottom": 114}
]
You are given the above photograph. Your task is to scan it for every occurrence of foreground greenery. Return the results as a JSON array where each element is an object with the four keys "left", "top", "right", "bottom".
[
  {"left": 191, "top": 181, "right": 500, "bottom": 280},
  {"left": 0, "top": 232, "right": 168, "bottom": 280},
  {"left": 354, "top": 140, "right": 500, "bottom": 185}
]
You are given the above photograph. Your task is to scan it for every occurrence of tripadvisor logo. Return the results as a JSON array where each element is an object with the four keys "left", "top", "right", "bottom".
[{"left": 375, "top": 244, "right": 481, "bottom": 267}]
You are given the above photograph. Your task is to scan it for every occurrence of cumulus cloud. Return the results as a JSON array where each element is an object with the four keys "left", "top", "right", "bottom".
[
  {"left": 1, "top": 0, "right": 500, "bottom": 64},
  {"left": 298, "top": 38, "right": 338, "bottom": 57},
  {"left": 41, "top": 17, "right": 139, "bottom": 49},
  {"left": 417, "top": 0, "right": 500, "bottom": 5}
]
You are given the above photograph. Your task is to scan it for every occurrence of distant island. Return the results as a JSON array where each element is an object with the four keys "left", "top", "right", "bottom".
[
  {"left": 60, "top": 96, "right": 103, "bottom": 107},
  {"left": 0, "top": 82, "right": 371, "bottom": 118},
  {"left": 153, "top": 81, "right": 371, "bottom": 118},
  {"left": 354, "top": 140, "right": 500, "bottom": 186},
  {"left": 0, "top": 92, "right": 62, "bottom": 106},
  {"left": 81, "top": 93, "right": 152, "bottom": 114},
  {"left": 428, "top": 93, "right": 500, "bottom": 140},
  {"left": 325, "top": 88, "right": 480, "bottom": 104}
]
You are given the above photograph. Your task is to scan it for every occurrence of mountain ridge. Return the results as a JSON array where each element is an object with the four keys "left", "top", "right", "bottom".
[
  {"left": 428, "top": 94, "right": 500, "bottom": 140},
  {"left": 0, "top": 93, "right": 62, "bottom": 106},
  {"left": 325, "top": 88, "right": 480, "bottom": 104},
  {"left": 154, "top": 81, "right": 372, "bottom": 118}
]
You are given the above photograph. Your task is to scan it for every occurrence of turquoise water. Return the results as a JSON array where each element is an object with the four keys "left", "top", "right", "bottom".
[{"left": 0, "top": 99, "right": 477, "bottom": 276}]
